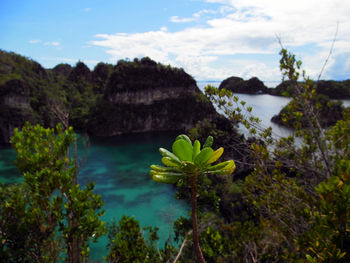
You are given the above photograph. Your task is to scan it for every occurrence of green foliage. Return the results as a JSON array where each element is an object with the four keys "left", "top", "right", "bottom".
[
  {"left": 0, "top": 183, "right": 43, "bottom": 262},
  {"left": 107, "top": 57, "right": 196, "bottom": 93},
  {"left": 272, "top": 79, "right": 350, "bottom": 99},
  {"left": 202, "top": 48, "right": 350, "bottom": 262},
  {"left": 219, "top": 76, "right": 268, "bottom": 94},
  {"left": 150, "top": 134, "right": 235, "bottom": 263},
  {"left": 0, "top": 122, "right": 105, "bottom": 262},
  {"left": 106, "top": 215, "right": 162, "bottom": 263},
  {"left": 150, "top": 134, "right": 235, "bottom": 184},
  {"left": 272, "top": 91, "right": 345, "bottom": 129}
]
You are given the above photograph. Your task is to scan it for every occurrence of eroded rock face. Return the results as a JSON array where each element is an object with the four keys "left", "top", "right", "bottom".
[
  {"left": 0, "top": 79, "right": 35, "bottom": 144},
  {"left": 0, "top": 80, "right": 30, "bottom": 109},
  {"left": 108, "top": 85, "right": 198, "bottom": 105},
  {"left": 88, "top": 87, "right": 218, "bottom": 136},
  {"left": 0, "top": 50, "right": 221, "bottom": 143},
  {"left": 87, "top": 58, "right": 220, "bottom": 137}
]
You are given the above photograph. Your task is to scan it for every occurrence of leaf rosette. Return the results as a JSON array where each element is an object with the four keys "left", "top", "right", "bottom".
[{"left": 149, "top": 134, "right": 235, "bottom": 184}]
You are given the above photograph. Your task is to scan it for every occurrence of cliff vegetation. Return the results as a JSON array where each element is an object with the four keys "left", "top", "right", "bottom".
[{"left": 0, "top": 50, "right": 219, "bottom": 143}]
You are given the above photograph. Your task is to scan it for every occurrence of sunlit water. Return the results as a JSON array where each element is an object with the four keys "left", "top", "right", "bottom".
[
  {"left": 197, "top": 81, "right": 350, "bottom": 138},
  {"left": 197, "top": 81, "right": 292, "bottom": 137}
]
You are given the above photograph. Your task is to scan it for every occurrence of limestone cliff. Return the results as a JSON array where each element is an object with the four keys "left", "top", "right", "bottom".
[
  {"left": 87, "top": 58, "right": 218, "bottom": 136},
  {"left": 0, "top": 51, "right": 220, "bottom": 143},
  {"left": 0, "top": 79, "right": 35, "bottom": 143}
]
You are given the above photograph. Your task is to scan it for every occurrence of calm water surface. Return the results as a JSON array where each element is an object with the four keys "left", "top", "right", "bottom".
[
  {"left": 0, "top": 132, "right": 189, "bottom": 262},
  {"left": 198, "top": 81, "right": 350, "bottom": 138},
  {"left": 197, "top": 81, "right": 292, "bottom": 137},
  {"left": 82, "top": 133, "right": 189, "bottom": 261}
]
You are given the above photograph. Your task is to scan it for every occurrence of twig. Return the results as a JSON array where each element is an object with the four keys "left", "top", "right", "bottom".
[
  {"left": 317, "top": 22, "right": 339, "bottom": 81},
  {"left": 172, "top": 230, "right": 192, "bottom": 263}
]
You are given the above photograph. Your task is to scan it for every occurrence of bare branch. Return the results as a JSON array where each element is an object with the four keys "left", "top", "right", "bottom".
[
  {"left": 276, "top": 34, "right": 285, "bottom": 50},
  {"left": 317, "top": 22, "right": 339, "bottom": 81},
  {"left": 172, "top": 230, "right": 192, "bottom": 263}
]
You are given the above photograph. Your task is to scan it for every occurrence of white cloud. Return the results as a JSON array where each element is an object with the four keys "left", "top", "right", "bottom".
[
  {"left": 84, "top": 7, "right": 91, "bottom": 12},
  {"left": 170, "top": 9, "right": 217, "bottom": 23},
  {"left": 91, "top": 0, "right": 350, "bottom": 81},
  {"left": 170, "top": 16, "right": 195, "bottom": 23},
  {"left": 44, "top": 41, "right": 61, "bottom": 46},
  {"left": 29, "top": 39, "right": 41, "bottom": 44}
]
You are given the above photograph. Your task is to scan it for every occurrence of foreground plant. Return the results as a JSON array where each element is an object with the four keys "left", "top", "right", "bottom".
[
  {"left": 204, "top": 46, "right": 350, "bottom": 262},
  {"left": 0, "top": 122, "right": 105, "bottom": 262},
  {"left": 149, "top": 134, "right": 235, "bottom": 263}
]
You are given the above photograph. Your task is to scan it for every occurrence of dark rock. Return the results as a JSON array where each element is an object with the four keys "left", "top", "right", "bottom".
[
  {"left": 86, "top": 57, "right": 219, "bottom": 136},
  {"left": 271, "top": 95, "right": 345, "bottom": 128},
  {"left": 0, "top": 79, "right": 35, "bottom": 144},
  {"left": 268, "top": 80, "right": 350, "bottom": 99},
  {"left": 219, "top": 76, "right": 268, "bottom": 94}
]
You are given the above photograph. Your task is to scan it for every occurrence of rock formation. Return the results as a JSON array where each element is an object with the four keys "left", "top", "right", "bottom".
[
  {"left": 0, "top": 50, "right": 220, "bottom": 143},
  {"left": 87, "top": 58, "right": 218, "bottom": 136},
  {"left": 0, "top": 79, "right": 35, "bottom": 143},
  {"left": 219, "top": 76, "right": 268, "bottom": 94}
]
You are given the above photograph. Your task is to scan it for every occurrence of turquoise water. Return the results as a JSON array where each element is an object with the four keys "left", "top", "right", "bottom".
[
  {"left": 0, "top": 132, "right": 189, "bottom": 262},
  {"left": 0, "top": 145, "right": 21, "bottom": 184}
]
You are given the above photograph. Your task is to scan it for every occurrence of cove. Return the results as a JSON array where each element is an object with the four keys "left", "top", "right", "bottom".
[{"left": 0, "top": 131, "right": 189, "bottom": 262}]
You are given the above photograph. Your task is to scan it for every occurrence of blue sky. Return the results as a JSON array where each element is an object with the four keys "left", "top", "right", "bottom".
[{"left": 1, "top": 0, "right": 349, "bottom": 81}]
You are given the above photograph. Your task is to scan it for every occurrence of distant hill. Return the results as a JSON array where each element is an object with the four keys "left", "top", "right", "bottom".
[
  {"left": 271, "top": 94, "right": 345, "bottom": 128},
  {"left": 218, "top": 75, "right": 350, "bottom": 99},
  {"left": 219, "top": 76, "right": 268, "bottom": 94},
  {"left": 0, "top": 50, "right": 222, "bottom": 143},
  {"left": 269, "top": 80, "right": 350, "bottom": 99}
]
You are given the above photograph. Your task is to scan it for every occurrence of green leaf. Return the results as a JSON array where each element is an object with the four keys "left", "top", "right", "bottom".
[
  {"left": 207, "top": 147, "right": 224, "bottom": 164},
  {"left": 150, "top": 165, "right": 180, "bottom": 173},
  {"left": 192, "top": 140, "right": 201, "bottom": 160},
  {"left": 161, "top": 157, "right": 180, "bottom": 167},
  {"left": 206, "top": 160, "right": 235, "bottom": 175},
  {"left": 172, "top": 139, "right": 193, "bottom": 161},
  {"left": 206, "top": 160, "right": 231, "bottom": 171},
  {"left": 176, "top": 134, "right": 192, "bottom": 146},
  {"left": 151, "top": 172, "right": 184, "bottom": 184},
  {"left": 221, "top": 160, "right": 236, "bottom": 175},
  {"left": 159, "top": 148, "right": 181, "bottom": 164},
  {"left": 203, "top": 136, "right": 214, "bottom": 148},
  {"left": 194, "top": 147, "right": 214, "bottom": 166},
  {"left": 180, "top": 161, "right": 197, "bottom": 173}
]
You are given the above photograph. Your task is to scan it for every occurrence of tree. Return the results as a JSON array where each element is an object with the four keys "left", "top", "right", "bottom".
[
  {"left": 149, "top": 134, "right": 235, "bottom": 263},
  {"left": 0, "top": 122, "right": 105, "bottom": 262},
  {"left": 204, "top": 48, "right": 350, "bottom": 262},
  {"left": 106, "top": 215, "right": 162, "bottom": 263}
]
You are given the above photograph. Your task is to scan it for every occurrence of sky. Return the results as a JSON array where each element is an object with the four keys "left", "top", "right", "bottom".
[{"left": 1, "top": 0, "right": 349, "bottom": 82}]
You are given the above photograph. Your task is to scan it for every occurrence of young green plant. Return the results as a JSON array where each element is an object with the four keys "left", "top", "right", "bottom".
[{"left": 149, "top": 134, "right": 235, "bottom": 263}]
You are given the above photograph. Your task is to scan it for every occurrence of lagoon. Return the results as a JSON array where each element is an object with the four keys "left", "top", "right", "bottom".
[{"left": 0, "top": 132, "right": 189, "bottom": 262}]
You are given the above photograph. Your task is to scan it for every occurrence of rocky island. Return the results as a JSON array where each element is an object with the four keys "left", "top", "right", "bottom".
[
  {"left": 219, "top": 75, "right": 350, "bottom": 99},
  {"left": 219, "top": 76, "right": 268, "bottom": 94},
  {"left": 87, "top": 57, "right": 219, "bottom": 136},
  {"left": 0, "top": 50, "right": 221, "bottom": 144}
]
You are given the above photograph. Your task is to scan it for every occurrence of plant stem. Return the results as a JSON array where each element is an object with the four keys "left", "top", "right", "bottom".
[{"left": 191, "top": 174, "right": 206, "bottom": 263}]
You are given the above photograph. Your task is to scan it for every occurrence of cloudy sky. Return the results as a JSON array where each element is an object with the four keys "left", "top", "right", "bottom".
[{"left": 1, "top": 0, "right": 349, "bottom": 81}]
